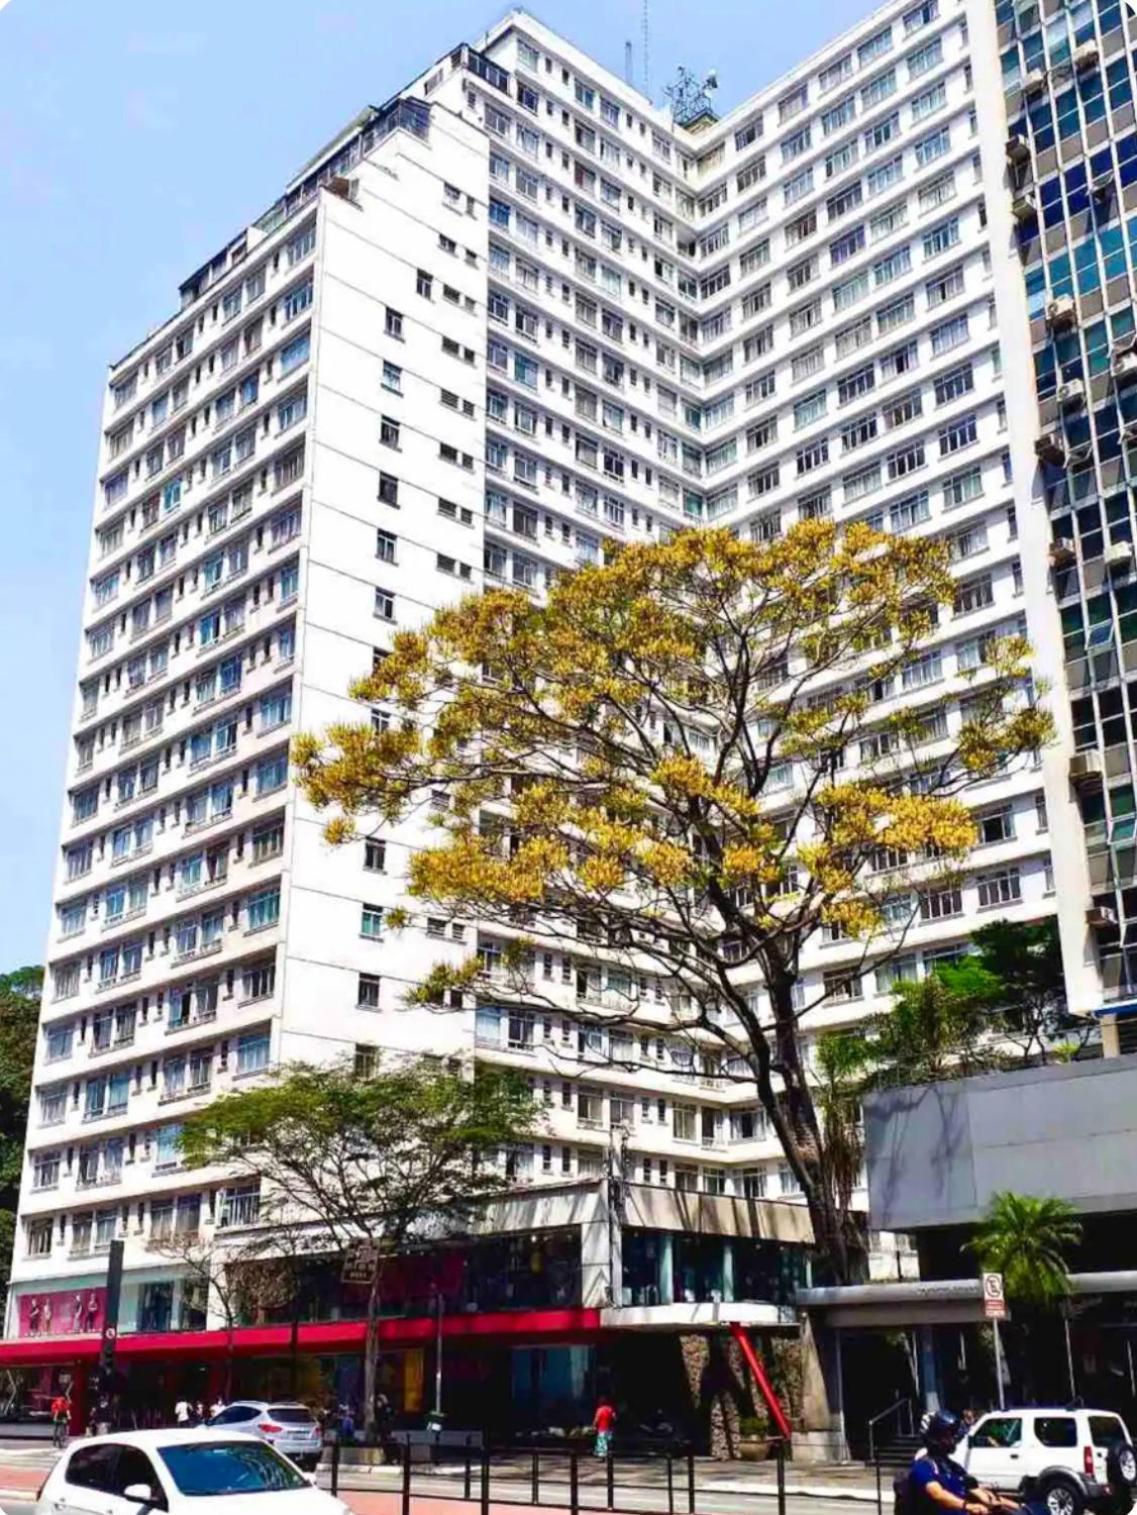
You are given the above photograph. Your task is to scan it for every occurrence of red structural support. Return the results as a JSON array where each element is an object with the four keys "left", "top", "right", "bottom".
[{"left": 728, "top": 1321, "right": 793, "bottom": 1442}]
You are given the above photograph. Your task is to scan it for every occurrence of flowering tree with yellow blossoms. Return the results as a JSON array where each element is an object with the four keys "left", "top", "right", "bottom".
[{"left": 294, "top": 524, "right": 1050, "bottom": 1282}]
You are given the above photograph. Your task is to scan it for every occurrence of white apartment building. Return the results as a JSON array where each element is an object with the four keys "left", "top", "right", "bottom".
[{"left": 5, "top": 0, "right": 1107, "bottom": 1366}]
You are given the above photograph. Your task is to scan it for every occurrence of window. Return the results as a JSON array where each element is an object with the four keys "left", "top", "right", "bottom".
[
  {"left": 357, "top": 974, "right": 381, "bottom": 1009},
  {"left": 822, "top": 96, "right": 856, "bottom": 136},
  {"left": 839, "top": 365, "right": 875, "bottom": 404},
  {"left": 1035, "top": 1419, "right": 1078, "bottom": 1450},
  {"left": 236, "top": 1031, "right": 270, "bottom": 1076},
  {"left": 862, "top": 69, "right": 897, "bottom": 109},
  {"left": 977, "top": 808, "right": 1014, "bottom": 845},
  {"left": 979, "top": 868, "right": 1020, "bottom": 905},
  {"left": 939, "top": 414, "right": 977, "bottom": 456},
  {"left": 361, "top": 903, "right": 384, "bottom": 938},
  {"left": 923, "top": 217, "right": 959, "bottom": 258},
  {"left": 907, "top": 36, "right": 942, "bottom": 77},
  {"left": 927, "top": 311, "right": 969, "bottom": 359},
  {"left": 380, "top": 416, "right": 400, "bottom": 449},
  {"left": 382, "top": 361, "right": 402, "bottom": 393},
  {"left": 374, "top": 587, "right": 395, "bottom": 621},
  {"left": 416, "top": 269, "right": 433, "bottom": 299},
  {"left": 859, "top": 25, "right": 893, "bottom": 65},
  {"left": 279, "top": 333, "right": 310, "bottom": 373},
  {"left": 376, "top": 528, "right": 397, "bottom": 564},
  {"left": 364, "top": 838, "right": 386, "bottom": 873},
  {"left": 385, "top": 308, "right": 404, "bottom": 339},
  {"left": 378, "top": 473, "right": 398, "bottom": 506},
  {"left": 954, "top": 574, "right": 993, "bottom": 614}
]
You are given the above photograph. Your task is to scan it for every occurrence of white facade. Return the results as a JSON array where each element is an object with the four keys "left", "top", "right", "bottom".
[{"left": 9, "top": 0, "right": 1099, "bottom": 1329}]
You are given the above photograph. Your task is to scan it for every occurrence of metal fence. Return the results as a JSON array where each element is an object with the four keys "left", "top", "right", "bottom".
[{"left": 327, "top": 1436, "right": 791, "bottom": 1515}]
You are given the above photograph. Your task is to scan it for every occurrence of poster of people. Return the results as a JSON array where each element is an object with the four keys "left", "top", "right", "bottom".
[{"left": 17, "top": 1287, "right": 105, "bottom": 1336}]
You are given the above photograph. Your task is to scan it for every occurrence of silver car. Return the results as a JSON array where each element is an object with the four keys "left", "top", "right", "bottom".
[{"left": 204, "top": 1401, "right": 323, "bottom": 1469}]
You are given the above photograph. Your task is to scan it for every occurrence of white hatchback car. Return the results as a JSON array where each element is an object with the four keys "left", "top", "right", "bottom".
[
  {"left": 36, "top": 1430, "right": 348, "bottom": 1515},
  {"left": 960, "top": 1408, "right": 1137, "bottom": 1515}
]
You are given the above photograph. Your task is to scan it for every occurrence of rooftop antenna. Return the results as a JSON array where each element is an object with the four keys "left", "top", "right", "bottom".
[
  {"left": 663, "top": 65, "right": 719, "bottom": 127},
  {"left": 642, "top": 0, "right": 650, "bottom": 99},
  {"left": 625, "top": 39, "right": 633, "bottom": 86}
]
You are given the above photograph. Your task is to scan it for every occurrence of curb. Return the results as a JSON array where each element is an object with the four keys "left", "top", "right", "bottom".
[{"left": 702, "top": 1482, "right": 878, "bottom": 1502}]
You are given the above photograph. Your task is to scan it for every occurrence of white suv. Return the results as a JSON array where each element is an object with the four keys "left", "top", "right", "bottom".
[{"left": 960, "top": 1408, "right": 1137, "bottom": 1515}]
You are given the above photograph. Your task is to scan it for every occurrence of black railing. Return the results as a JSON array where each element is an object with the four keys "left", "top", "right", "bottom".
[
  {"left": 867, "top": 1395, "right": 914, "bottom": 1464},
  {"left": 327, "top": 1434, "right": 791, "bottom": 1515}
]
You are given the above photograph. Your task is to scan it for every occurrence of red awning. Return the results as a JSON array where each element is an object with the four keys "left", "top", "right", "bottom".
[{"left": 0, "top": 1308, "right": 603, "bottom": 1368}]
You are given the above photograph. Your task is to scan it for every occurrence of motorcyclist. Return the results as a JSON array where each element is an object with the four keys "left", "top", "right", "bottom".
[{"left": 910, "top": 1411, "right": 1021, "bottom": 1515}]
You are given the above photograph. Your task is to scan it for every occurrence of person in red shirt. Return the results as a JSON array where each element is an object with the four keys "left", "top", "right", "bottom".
[
  {"left": 592, "top": 1396, "right": 616, "bottom": 1458},
  {"left": 50, "top": 1393, "right": 69, "bottom": 1448}
]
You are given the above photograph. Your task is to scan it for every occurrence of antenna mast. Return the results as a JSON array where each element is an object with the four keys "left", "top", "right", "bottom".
[
  {"left": 625, "top": 38, "right": 633, "bottom": 86},
  {"left": 642, "top": 0, "right": 650, "bottom": 99}
]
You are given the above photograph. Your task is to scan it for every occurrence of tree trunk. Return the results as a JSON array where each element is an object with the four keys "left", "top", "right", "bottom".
[
  {"left": 362, "top": 1262, "right": 382, "bottom": 1441},
  {"left": 766, "top": 973, "right": 866, "bottom": 1286}
]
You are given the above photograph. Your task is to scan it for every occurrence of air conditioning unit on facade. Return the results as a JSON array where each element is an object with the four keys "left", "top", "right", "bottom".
[
  {"left": 1023, "top": 66, "right": 1048, "bottom": 95},
  {"left": 1070, "top": 749, "right": 1105, "bottom": 786},
  {"left": 1067, "top": 440, "right": 1093, "bottom": 465},
  {"left": 1035, "top": 432, "right": 1066, "bottom": 465},
  {"left": 1006, "top": 132, "right": 1031, "bottom": 165},
  {"left": 1105, "top": 540, "right": 1135, "bottom": 572},
  {"left": 1046, "top": 295, "right": 1076, "bottom": 331},
  {"left": 1058, "top": 378, "right": 1086, "bottom": 408},
  {"left": 1087, "top": 903, "right": 1118, "bottom": 928},
  {"left": 1012, "top": 189, "right": 1039, "bottom": 222},
  {"left": 1049, "top": 538, "right": 1077, "bottom": 568},
  {"left": 1075, "top": 40, "right": 1100, "bottom": 71},
  {"left": 1113, "top": 350, "right": 1137, "bottom": 382}
]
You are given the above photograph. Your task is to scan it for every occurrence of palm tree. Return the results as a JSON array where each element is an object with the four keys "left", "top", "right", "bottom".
[{"left": 968, "top": 1191, "right": 1082, "bottom": 1306}]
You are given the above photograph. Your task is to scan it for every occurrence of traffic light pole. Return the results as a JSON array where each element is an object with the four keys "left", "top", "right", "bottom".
[{"left": 94, "top": 1239, "right": 125, "bottom": 1408}]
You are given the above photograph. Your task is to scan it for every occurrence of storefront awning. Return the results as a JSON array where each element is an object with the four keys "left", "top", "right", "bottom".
[{"left": 0, "top": 1307, "right": 603, "bottom": 1368}]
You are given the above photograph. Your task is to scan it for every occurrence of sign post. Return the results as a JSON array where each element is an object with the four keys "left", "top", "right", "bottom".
[{"left": 983, "top": 1272, "right": 1007, "bottom": 1410}]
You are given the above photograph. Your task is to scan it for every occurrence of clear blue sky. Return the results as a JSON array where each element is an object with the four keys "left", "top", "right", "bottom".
[{"left": 0, "top": 0, "right": 875, "bottom": 969}]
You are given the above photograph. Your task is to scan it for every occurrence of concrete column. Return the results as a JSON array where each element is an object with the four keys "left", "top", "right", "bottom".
[
  {"left": 1102, "top": 1015, "right": 1121, "bottom": 1059},
  {"left": 918, "top": 1325, "right": 941, "bottom": 1413},
  {"left": 659, "top": 1233, "right": 675, "bottom": 1306},
  {"left": 797, "top": 1315, "right": 849, "bottom": 1464},
  {"left": 580, "top": 1181, "right": 612, "bottom": 1306}
]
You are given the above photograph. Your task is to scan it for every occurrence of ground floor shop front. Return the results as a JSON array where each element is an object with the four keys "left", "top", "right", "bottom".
[{"left": 0, "top": 1308, "right": 798, "bottom": 1457}]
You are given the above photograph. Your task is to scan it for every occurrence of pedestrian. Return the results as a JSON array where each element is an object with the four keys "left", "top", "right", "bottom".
[
  {"left": 50, "top": 1391, "right": 70, "bottom": 1448},
  {"left": 192, "top": 1400, "right": 206, "bottom": 1426},
  {"left": 210, "top": 1396, "right": 225, "bottom": 1421},
  {"left": 592, "top": 1395, "right": 615, "bottom": 1459},
  {"left": 373, "top": 1391, "right": 390, "bottom": 1456},
  {"left": 174, "top": 1396, "right": 190, "bottom": 1427}
]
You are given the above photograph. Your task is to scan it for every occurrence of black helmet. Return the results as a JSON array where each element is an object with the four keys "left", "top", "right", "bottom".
[{"left": 925, "top": 1411, "right": 964, "bottom": 1452}]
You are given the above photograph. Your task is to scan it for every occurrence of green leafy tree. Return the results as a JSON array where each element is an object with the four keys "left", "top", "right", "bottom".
[
  {"left": 941, "top": 919, "right": 1071, "bottom": 1062},
  {"left": 863, "top": 972, "right": 994, "bottom": 1088},
  {"left": 181, "top": 1058, "right": 537, "bottom": 1436},
  {"left": 0, "top": 968, "right": 42, "bottom": 1302},
  {"left": 968, "top": 1191, "right": 1082, "bottom": 1307}
]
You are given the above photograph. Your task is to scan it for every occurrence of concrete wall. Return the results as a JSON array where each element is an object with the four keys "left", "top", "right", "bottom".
[{"left": 865, "top": 1055, "right": 1137, "bottom": 1229}]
